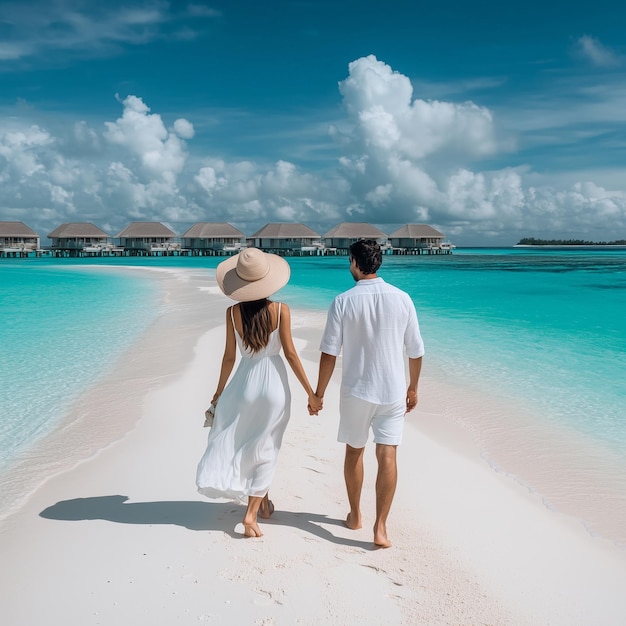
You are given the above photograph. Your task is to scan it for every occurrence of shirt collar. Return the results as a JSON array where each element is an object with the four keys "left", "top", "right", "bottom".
[{"left": 356, "top": 277, "right": 384, "bottom": 285}]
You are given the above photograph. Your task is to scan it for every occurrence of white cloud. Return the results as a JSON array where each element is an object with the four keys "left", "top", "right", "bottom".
[
  {"left": 576, "top": 35, "right": 621, "bottom": 68},
  {"left": 187, "top": 4, "right": 221, "bottom": 18},
  {"left": 444, "top": 168, "right": 525, "bottom": 222},
  {"left": 0, "top": 1, "right": 218, "bottom": 64},
  {"left": 173, "top": 118, "right": 195, "bottom": 139},
  {"left": 339, "top": 55, "right": 497, "bottom": 161},
  {"left": 104, "top": 95, "right": 192, "bottom": 182},
  {"left": 365, "top": 184, "right": 392, "bottom": 205},
  {"left": 72, "top": 121, "right": 101, "bottom": 152},
  {"left": 0, "top": 125, "right": 54, "bottom": 177},
  {"left": 331, "top": 55, "right": 626, "bottom": 240},
  {"left": 195, "top": 166, "right": 227, "bottom": 194},
  {"left": 1, "top": 58, "right": 626, "bottom": 245},
  {"left": 0, "top": 41, "right": 32, "bottom": 61}
]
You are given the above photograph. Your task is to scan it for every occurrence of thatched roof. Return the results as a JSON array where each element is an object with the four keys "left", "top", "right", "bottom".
[
  {"left": 249, "top": 223, "right": 320, "bottom": 238},
  {"left": 115, "top": 222, "right": 176, "bottom": 238},
  {"left": 0, "top": 221, "right": 39, "bottom": 237},
  {"left": 48, "top": 222, "right": 110, "bottom": 238},
  {"left": 181, "top": 222, "right": 245, "bottom": 238},
  {"left": 322, "top": 222, "right": 387, "bottom": 239},
  {"left": 388, "top": 224, "right": 445, "bottom": 239}
]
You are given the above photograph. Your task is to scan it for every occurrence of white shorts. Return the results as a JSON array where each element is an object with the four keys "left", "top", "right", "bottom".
[{"left": 338, "top": 393, "right": 406, "bottom": 448}]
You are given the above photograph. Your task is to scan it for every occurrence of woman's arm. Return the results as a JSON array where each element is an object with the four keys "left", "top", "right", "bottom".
[
  {"left": 211, "top": 306, "right": 237, "bottom": 405},
  {"left": 278, "top": 303, "right": 321, "bottom": 411}
]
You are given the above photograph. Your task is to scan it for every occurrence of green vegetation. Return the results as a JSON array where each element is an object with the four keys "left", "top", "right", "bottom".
[{"left": 517, "top": 237, "right": 626, "bottom": 246}]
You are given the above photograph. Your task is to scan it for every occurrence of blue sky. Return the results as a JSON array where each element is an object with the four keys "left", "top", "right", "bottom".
[{"left": 1, "top": 0, "right": 626, "bottom": 245}]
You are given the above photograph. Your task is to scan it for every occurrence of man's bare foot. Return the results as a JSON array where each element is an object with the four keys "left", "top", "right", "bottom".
[
  {"left": 344, "top": 511, "right": 362, "bottom": 530},
  {"left": 242, "top": 521, "right": 263, "bottom": 537},
  {"left": 373, "top": 523, "right": 392, "bottom": 548},
  {"left": 259, "top": 495, "right": 275, "bottom": 519}
]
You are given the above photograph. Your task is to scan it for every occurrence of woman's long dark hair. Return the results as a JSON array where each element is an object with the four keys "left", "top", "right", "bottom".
[{"left": 239, "top": 299, "right": 273, "bottom": 352}]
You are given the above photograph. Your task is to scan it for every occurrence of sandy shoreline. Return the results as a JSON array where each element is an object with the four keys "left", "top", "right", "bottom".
[
  {"left": 0, "top": 266, "right": 223, "bottom": 519},
  {"left": 1, "top": 267, "right": 626, "bottom": 625}
]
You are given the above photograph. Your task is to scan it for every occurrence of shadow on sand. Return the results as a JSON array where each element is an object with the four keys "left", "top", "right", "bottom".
[{"left": 40, "top": 495, "right": 374, "bottom": 550}]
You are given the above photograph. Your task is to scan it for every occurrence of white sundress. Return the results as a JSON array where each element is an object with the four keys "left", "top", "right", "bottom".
[{"left": 196, "top": 303, "right": 291, "bottom": 501}]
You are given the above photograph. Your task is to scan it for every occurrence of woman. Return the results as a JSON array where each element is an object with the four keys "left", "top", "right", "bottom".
[{"left": 196, "top": 247, "right": 321, "bottom": 537}]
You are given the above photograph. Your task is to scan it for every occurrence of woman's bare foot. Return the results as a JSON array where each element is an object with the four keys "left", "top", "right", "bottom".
[
  {"left": 373, "top": 522, "right": 392, "bottom": 548},
  {"left": 344, "top": 511, "right": 362, "bottom": 530},
  {"left": 242, "top": 520, "right": 263, "bottom": 537},
  {"left": 259, "top": 494, "right": 275, "bottom": 519}
]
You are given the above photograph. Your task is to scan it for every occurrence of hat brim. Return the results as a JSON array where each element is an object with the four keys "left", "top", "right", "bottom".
[{"left": 216, "top": 251, "right": 291, "bottom": 301}]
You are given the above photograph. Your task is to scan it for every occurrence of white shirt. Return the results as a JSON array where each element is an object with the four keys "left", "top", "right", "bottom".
[{"left": 320, "top": 277, "right": 425, "bottom": 404}]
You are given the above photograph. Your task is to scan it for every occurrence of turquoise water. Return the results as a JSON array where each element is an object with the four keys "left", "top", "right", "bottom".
[
  {"left": 0, "top": 261, "right": 160, "bottom": 471},
  {"left": 282, "top": 250, "right": 626, "bottom": 455},
  {"left": 1, "top": 249, "right": 625, "bottom": 517}
]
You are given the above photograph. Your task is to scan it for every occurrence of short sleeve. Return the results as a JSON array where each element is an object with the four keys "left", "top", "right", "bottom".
[
  {"left": 319, "top": 298, "right": 343, "bottom": 356},
  {"left": 404, "top": 297, "right": 425, "bottom": 358}
]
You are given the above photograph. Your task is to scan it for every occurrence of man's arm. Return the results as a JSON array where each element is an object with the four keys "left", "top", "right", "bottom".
[
  {"left": 405, "top": 356, "right": 422, "bottom": 413},
  {"left": 315, "top": 352, "right": 337, "bottom": 401}
]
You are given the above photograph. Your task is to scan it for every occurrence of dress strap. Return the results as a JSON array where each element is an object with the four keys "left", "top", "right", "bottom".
[
  {"left": 230, "top": 305, "right": 236, "bottom": 329},
  {"left": 276, "top": 302, "right": 282, "bottom": 327}
]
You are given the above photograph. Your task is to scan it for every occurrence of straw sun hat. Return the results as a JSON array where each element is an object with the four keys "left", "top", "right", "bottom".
[{"left": 216, "top": 247, "right": 290, "bottom": 302}]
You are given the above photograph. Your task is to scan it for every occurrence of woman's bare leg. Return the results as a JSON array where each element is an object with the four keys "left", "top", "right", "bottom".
[
  {"left": 259, "top": 492, "right": 275, "bottom": 519},
  {"left": 243, "top": 496, "right": 264, "bottom": 537}
]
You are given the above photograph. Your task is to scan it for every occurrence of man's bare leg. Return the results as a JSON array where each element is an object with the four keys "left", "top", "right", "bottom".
[
  {"left": 242, "top": 496, "right": 264, "bottom": 537},
  {"left": 344, "top": 444, "right": 365, "bottom": 530},
  {"left": 373, "top": 443, "right": 397, "bottom": 548}
]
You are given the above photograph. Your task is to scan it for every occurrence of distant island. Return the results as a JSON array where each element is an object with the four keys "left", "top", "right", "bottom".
[{"left": 516, "top": 238, "right": 626, "bottom": 246}]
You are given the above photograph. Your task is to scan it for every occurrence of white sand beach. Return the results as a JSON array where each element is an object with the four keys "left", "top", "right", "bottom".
[{"left": 1, "top": 267, "right": 625, "bottom": 625}]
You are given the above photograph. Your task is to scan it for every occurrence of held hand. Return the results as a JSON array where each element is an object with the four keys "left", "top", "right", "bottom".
[
  {"left": 307, "top": 393, "right": 323, "bottom": 415},
  {"left": 405, "top": 389, "right": 418, "bottom": 413}
]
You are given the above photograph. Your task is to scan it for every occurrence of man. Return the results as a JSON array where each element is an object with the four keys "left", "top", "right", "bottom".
[{"left": 314, "top": 240, "right": 424, "bottom": 548}]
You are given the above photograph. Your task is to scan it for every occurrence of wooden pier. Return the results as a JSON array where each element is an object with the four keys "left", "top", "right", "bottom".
[{"left": 1, "top": 244, "right": 456, "bottom": 259}]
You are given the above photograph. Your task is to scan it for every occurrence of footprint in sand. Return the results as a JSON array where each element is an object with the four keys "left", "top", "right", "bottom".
[{"left": 254, "top": 588, "right": 284, "bottom": 606}]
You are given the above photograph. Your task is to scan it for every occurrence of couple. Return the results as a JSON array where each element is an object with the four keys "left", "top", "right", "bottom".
[{"left": 196, "top": 240, "right": 425, "bottom": 547}]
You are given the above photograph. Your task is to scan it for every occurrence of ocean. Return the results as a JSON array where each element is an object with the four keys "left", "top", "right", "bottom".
[
  {"left": 1, "top": 248, "right": 625, "bottom": 541},
  {"left": 0, "top": 262, "right": 160, "bottom": 472}
]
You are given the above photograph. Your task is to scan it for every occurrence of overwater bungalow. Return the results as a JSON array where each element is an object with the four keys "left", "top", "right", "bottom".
[
  {"left": 48, "top": 222, "right": 114, "bottom": 255},
  {"left": 246, "top": 223, "right": 322, "bottom": 255},
  {"left": 388, "top": 224, "right": 453, "bottom": 254},
  {"left": 0, "top": 221, "right": 40, "bottom": 257},
  {"left": 181, "top": 222, "right": 246, "bottom": 255},
  {"left": 322, "top": 222, "right": 388, "bottom": 253},
  {"left": 115, "top": 222, "right": 179, "bottom": 255}
]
